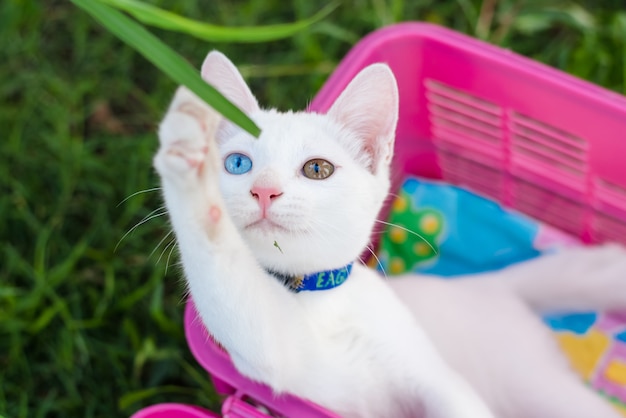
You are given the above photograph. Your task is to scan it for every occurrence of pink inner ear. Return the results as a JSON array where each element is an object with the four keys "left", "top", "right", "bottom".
[
  {"left": 201, "top": 51, "right": 260, "bottom": 116},
  {"left": 326, "top": 64, "right": 398, "bottom": 172}
]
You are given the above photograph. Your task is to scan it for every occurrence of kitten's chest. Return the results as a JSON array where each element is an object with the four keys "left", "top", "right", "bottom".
[
  {"left": 295, "top": 288, "right": 425, "bottom": 417},
  {"left": 297, "top": 273, "right": 417, "bottom": 366}
]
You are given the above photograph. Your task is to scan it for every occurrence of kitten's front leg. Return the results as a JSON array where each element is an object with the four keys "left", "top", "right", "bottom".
[
  {"left": 154, "top": 87, "right": 304, "bottom": 388},
  {"left": 154, "top": 86, "right": 226, "bottom": 236}
]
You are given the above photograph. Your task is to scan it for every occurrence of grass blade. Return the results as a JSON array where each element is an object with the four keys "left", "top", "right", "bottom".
[
  {"left": 71, "top": 0, "right": 260, "bottom": 137},
  {"left": 100, "top": 0, "right": 338, "bottom": 43}
]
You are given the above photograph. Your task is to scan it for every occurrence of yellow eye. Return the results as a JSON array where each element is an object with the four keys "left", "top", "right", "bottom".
[{"left": 303, "top": 159, "right": 334, "bottom": 180}]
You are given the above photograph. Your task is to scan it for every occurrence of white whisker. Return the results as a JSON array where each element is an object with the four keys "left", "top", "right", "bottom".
[
  {"left": 117, "top": 187, "right": 162, "bottom": 207},
  {"left": 157, "top": 236, "right": 177, "bottom": 266},
  {"left": 115, "top": 207, "right": 167, "bottom": 252},
  {"left": 164, "top": 241, "right": 178, "bottom": 276},
  {"left": 363, "top": 244, "right": 388, "bottom": 279},
  {"left": 374, "top": 219, "right": 438, "bottom": 255},
  {"left": 150, "top": 230, "right": 174, "bottom": 259}
]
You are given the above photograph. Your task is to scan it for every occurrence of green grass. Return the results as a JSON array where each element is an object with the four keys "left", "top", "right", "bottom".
[{"left": 1, "top": 0, "right": 625, "bottom": 417}]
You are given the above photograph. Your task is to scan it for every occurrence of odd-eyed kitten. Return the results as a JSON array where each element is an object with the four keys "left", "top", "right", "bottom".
[{"left": 154, "top": 51, "right": 493, "bottom": 418}]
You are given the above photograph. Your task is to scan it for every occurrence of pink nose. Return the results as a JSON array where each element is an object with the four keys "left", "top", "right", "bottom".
[{"left": 250, "top": 186, "right": 283, "bottom": 215}]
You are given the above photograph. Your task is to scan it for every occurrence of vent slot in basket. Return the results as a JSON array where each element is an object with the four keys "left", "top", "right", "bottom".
[
  {"left": 511, "top": 180, "right": 586, "bottom": 237},
  {"left": 510, "top": 112, "right": 588, "bottom": 192},
  {"left": 426, "top": 80, "right": 503, "bottom": 159},
  {"left": 424, "top": 80, "right": 625, "bottom": 243},
  {"left": 591, "top": 211, "right": 626, "bottom": 244},
  {"left": 592, "top": 180, "right": 626, "bottom": 244},
  {"left": 595, "top": 179, "right": 626, "bottom": 214},
  {"left": 438, "top": 150, "right": 502, "bottom": 200},
  {"left": 426, "top": 79, "right": 504, "bottom": 200}
]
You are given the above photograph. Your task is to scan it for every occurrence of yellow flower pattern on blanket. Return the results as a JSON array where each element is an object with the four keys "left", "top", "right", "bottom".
[{"left": 379, "top": 194, "right": 444, "bottom": 274}]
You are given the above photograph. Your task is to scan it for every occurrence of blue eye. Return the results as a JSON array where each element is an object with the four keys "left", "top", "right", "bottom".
[{"left": 224, "top": 153, "right": 253, "bottom": 175}]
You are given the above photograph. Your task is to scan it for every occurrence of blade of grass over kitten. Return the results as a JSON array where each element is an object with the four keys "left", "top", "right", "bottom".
[
  {"left": 71, "top": 0, "right": 260, "bottom": 137},
  {"left": 99, "top": 0, "right": 339, "bottom": 43}
]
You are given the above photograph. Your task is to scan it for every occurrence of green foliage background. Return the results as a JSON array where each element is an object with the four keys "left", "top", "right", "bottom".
[{"left": 1, "top": 0, "right": 625, "bottom": 417}]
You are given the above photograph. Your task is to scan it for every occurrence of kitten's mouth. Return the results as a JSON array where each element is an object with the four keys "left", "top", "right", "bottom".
[{"left": 245, "top": 218, "right": 289, "bottom": 233}]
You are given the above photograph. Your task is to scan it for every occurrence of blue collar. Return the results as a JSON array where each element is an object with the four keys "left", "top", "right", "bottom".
[{"left": 268, "top": 263, "right": 353, "bottom": 293}]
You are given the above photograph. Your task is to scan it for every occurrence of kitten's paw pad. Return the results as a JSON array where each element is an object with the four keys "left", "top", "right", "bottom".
[
  {"left": 158, "top": 86, "right": 220, "bottom": 147},
  {"left": 177, "top": 102, "right": 216, "bottom": 135},
  {"left": 155, "top": 114, "right": 211, "bottom": 181},
  {"left": 163, "top": 140, "right": 208, "bottom": 173},
  {"left": 208, "top": 205, "right": 222, "bottom": 223},
  {"left": 155, "top": 87, "right": 222, "bottom": 181}
]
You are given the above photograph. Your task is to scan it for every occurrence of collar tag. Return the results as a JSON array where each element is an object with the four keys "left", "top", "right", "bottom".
[
  {"left": 297, "top": 263, "right": 353, "bottom": 292},
  {"left": 269, "top": 263, "right": 354, "bottom": 293}
]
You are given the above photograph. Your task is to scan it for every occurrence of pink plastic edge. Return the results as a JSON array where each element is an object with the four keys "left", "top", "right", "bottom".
[
  {"left": 130, "top": 403, "right": 220, "bottom": 418},
  {"left": 310, "top": 22, "right": 626, "bottom": 114}
]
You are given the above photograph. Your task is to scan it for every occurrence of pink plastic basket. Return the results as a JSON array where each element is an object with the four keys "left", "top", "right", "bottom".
[
  {"left": 130, "top": 403, "right": 220, "bottom": 418},
  {"left": 134, "top": 22, "right": 626, "bottom": 418}
]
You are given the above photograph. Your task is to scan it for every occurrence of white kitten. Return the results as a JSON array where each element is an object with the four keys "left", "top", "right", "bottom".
[
  {"left": 391, "top": 245, "right": 626, "bottom": 418},
  {"left": 155, "top": 50, "right": 626, "bottom": 418},
  {"left": 154, "top": 51, "right": 494, "bottom": 418}
]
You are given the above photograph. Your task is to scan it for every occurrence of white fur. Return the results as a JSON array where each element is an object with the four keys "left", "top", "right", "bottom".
[{"left": 155, "top": 51, "right": 493, "bottom": 418}]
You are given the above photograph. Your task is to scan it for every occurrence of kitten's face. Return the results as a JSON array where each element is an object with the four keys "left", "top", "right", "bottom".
[
  {"left": 203, "top": 51, "right": 398, "bottom": 275},
  {"left": 218, "top": 111, "right": 389, "bottom": 274}
]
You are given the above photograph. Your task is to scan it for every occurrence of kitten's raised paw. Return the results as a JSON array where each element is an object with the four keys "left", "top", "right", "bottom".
[{"left": 154, "top": 86, "right": 221, "bottom": 184}]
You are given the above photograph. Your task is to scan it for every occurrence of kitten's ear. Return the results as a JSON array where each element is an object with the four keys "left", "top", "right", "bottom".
[
  {"left": 201, "top": 50, "right": 260, "bottom": 115},
  {"left": 326, "top": 64, "right": 398, "bottom": 173}
]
